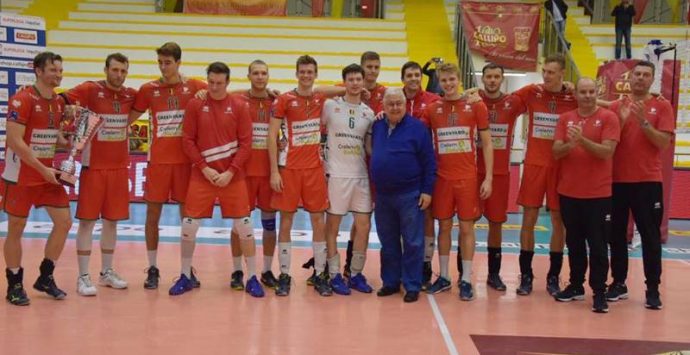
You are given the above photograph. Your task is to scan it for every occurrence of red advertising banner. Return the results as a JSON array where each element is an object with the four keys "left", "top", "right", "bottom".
[
  {"left": 658, "top": 59, "right": 681, "bottom": 242},
  {"left": 596, "top": 59, "right": 681, "bottom": 242},
  {"left": 633, "top": 0, "right": 650, "bottom": 24},
  {"left": 184, "top": 0, "right": 287, "bottom": 16},
  {"left": 460, "top": 1, "right": 540, "bottom": 71},
  {"left": 0, "top": 153, "right": 149, "bottom": 202},
  {"left": 54, "top": 152, "right": 149, "bottom": 202},
  {"left": 595, "top": 59, "right": 637, "bottom": 101}
]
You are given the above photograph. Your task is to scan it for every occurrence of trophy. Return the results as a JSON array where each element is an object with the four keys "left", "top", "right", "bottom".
[
  {"left": 514, "top": 27, "right": 532, "bottom": 52},
  {"left": 55, "top": 106, "right": 106, "bottom": 187}
]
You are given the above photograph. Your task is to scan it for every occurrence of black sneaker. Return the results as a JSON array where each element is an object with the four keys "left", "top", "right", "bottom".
[
  {"left": 306, "top": 270, "right": 316, "bottom": 286},
  {"left": 190, "top": 268, "right": 201, "bottom": 288},
  {"left": 313, "top": 273, "right": 333, "bottom": 297},
  {"left": 275, "top": 273, "right": 292, "bottom": 296},
  {"left": 260, "top": 270, "right": 279, "bottom": 289},
  {"left": 546, "top": 275, "right": 561, "bottom": 296},
  {"left": 403, "top": 291, "right": 419, "bottom": 303},
  {"left": 302, "top": 258, "right": 330, "bottom": 285},
  {"left": 605, "top": 282, "right": 629, "bottom": 302},
  {"left": 554, "top": 284, "right": 585, "bottom": 302},
  {"left": 516, "top": 274, "right": 533, "bottom": 296},
  {"left": 421, "top": 261, "right": 432, "bottom": 290},
  {"left": 144, "top": 266, "right": 160, "bottom": 289},
  {"left": 376, "top": 286, "right": 400, "bottom": 297},
  {"left": 486, "top": 273, "right": 507, "bottom": 291},
  {"left": 592, "top": 293, "right": 609, "bottom": 313},
  {"left": 33, "top": 275, "right": 66, "bottom": 300},
  {"left": 230, "top": 270, "right": 244, "bottom": 291},
  {"left": 645, "top": 290, "right": 663, "bottom": 310},
  {"left": 6, "top": 283, "right": 30, "bottom": 306}
]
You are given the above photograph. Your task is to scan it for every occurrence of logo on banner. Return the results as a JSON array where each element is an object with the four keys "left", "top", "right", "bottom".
[
  {"left": 472, "top": 26, "right": 507, "bottom": 48},
  {"left": 14, "top": 71, "right": 35, "bottom": 86},
  {"left": 0, "top": 27, "right": 6, "bottom": 42},
  {"left": 614, "top": 70, "right": 633, "bottom": 93},
  {"left": 0, "top": 88, "right": 8, "bottom": 102},
  {"left": 0, "top": 42, "right": 42, "bottom": 59},
  {"left": 14, "top": 29, "right": 38, "bottom": 44},
  {"left": 514, "top": 27, "right": 532, "bottom": 52},
  {"left": 0, "top": 14, "right": 46, "bottom": 31},
  {"left": 0, "top": 59, "right": 33, "bottom": 70},
  {"left": 0, "top": 71, "right": 8, "bottom": 85}
]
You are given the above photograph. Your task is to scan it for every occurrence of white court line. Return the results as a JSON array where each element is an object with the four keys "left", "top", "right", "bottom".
[{"left": 427, "top": 294, "right": 460, "bottom": 355}]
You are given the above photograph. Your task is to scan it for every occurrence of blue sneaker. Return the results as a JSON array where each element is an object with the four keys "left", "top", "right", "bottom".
[
  {"left": 348, "top": 273, "right": 373, "bottom": 294},
  {"left": 329, "top": 274, "right": 351, "bottom": 295},
  {"left": 169, "top": 274, "right": 194, "bottom": 296},
  {"left": 245, "top": 275, "right": 265, "bottom": 298},
  {"left": 459, "top": 281, "right": 475, "bottom": 301},
  {"left": 427, "top": 276, "right": 451, "bottom": 294}
]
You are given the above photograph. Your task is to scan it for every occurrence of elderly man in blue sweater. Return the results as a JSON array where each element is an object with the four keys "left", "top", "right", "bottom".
[{"left": 371, "top": 87, "right": 437, "bottom": 303}]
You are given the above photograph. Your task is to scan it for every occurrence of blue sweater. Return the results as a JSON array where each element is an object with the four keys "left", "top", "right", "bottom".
[{"left": 370, "top": 114, "right": 436, "bottom": 196}]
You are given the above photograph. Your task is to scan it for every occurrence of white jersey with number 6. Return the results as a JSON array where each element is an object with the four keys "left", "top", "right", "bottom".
[{"left": 321, "top": 97, "right": 375, "bottom": 178}]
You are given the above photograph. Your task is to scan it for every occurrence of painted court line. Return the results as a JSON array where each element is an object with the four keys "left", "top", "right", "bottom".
[{"left": 427, "top": 294, "right": 460, "bottom": 355}]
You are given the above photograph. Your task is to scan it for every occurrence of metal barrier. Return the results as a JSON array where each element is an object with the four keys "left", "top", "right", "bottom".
[
  {"left": 454, "top": 3, "right": 478, "bottom": 89},
  {"left": 287, "top": 0, "right": 331, "bottom": 16},
  {"left": 587, "top": 0, "right": 688, "bottom": 24},
  {"left": 543, "top": 9, "right": 581, "bottom": 82}
]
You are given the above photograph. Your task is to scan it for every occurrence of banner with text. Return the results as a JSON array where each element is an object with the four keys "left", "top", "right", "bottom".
[
  {"left": 184, "top": 0, "right": 287, "bottom": 16},
  {"left": 0, "top": 13, "right": 47, "bottom": 161},
  {"left": 460, "top": 1, "right": 540, "bottom": 71}
]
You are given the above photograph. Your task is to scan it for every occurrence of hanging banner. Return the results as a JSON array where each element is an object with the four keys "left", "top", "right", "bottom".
[
  {"left": 0, "top": 153, "right": 148, "bottom": 202},
  {"left": 0, "top": 13, "right": 47, "bottom": 162},
  {"left": 184, "top": 0, "right": 287, "bottom": 16},
  {"left": 596, "top": 58, "right": 681, "bottom": 242},
  {"left": 460, "top": 1, "right": 540, "bottom": 71},
  {"left": 633, "top": 0, "right": 650, "bottom": 24},
  {"left": 595, "top": 59, "right": 637, "bottom": 100},
  {"left": 659, "top": 59, "right": 681, "bottom": 242}
]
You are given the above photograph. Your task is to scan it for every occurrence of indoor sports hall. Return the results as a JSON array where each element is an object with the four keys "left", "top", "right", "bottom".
[{"left": 1, "top": 0, "right": 690, "bottom": 354}]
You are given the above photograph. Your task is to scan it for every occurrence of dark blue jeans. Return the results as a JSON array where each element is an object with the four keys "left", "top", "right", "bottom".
[
  {"left": 615, "top": 26, "right": 632, "bottom": 59},
  {"left": 375, "top": 190, "right": 425, "bottom": 292}
]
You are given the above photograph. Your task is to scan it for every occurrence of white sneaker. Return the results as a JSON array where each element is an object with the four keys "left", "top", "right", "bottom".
[
  {"left": 77, "top": 274, "right": 98, "bottom": 296},
  {"left": 99, "top": 268, "right": 128, "bottom": 289}
]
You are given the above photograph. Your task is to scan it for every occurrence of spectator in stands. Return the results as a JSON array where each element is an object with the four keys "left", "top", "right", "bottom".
[
  {"left": 612, "top": 0, "right": 636, "bottom": 60},
  {"left": 545, "top": 0, "right": 568, "bottom": 39},
  {"left": 422, "top": 57, "right": 443, "bottom": 95}
]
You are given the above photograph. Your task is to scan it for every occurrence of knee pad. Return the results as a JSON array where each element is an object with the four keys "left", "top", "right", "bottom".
[
  {"left": 261, "top": 217, "right": 276, "bottom": 232},
  {"left": 181, "top": 218, "right": 200, "bottom": 241},
  {"left": 235, "top": 217, "right": 254, "bottom": 240}
]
